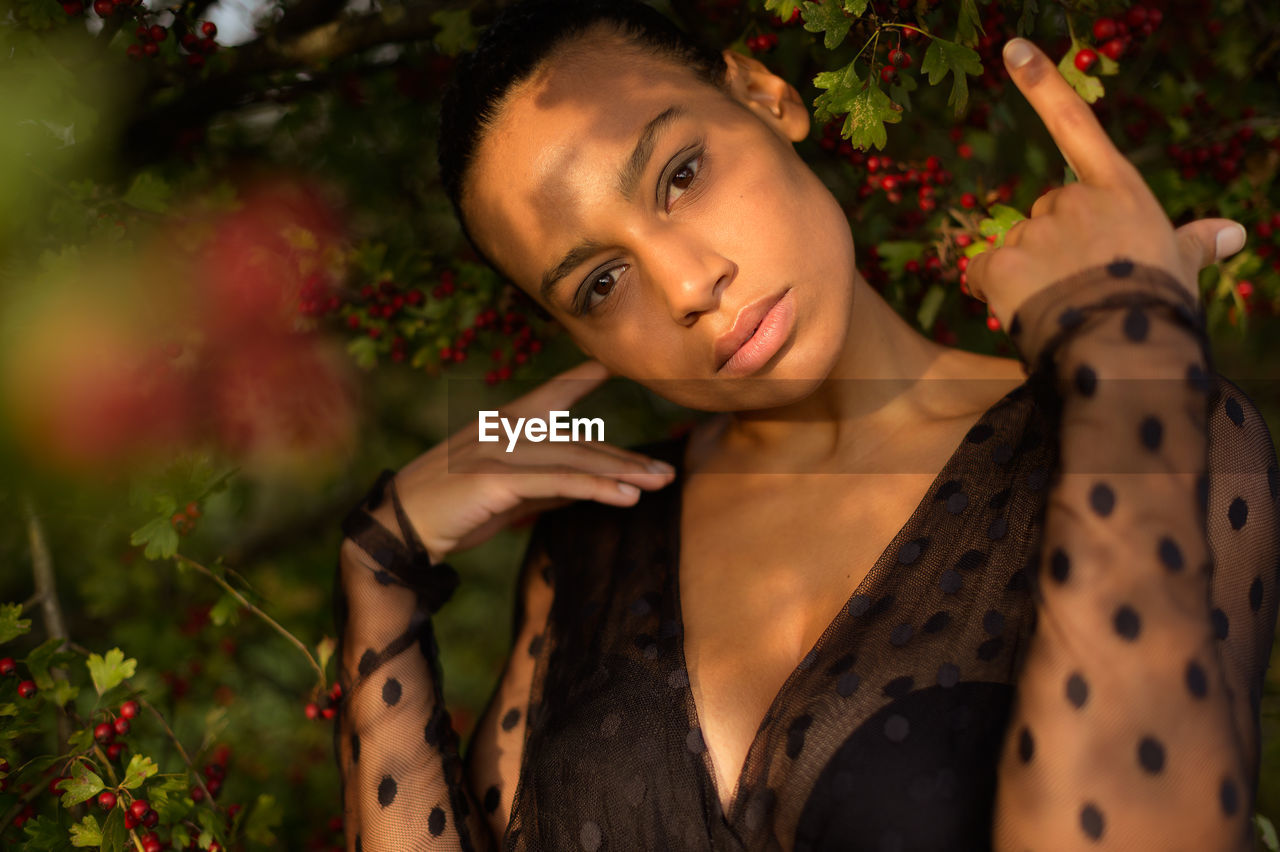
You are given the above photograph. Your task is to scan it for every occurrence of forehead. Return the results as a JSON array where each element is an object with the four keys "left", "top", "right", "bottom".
[{"left": 463, "top": 33, "right": 721, "bottom": 294}]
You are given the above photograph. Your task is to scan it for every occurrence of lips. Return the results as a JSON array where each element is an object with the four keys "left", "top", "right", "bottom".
[{"left": 713, "top": 289, "right": 789, "bottom": 372}]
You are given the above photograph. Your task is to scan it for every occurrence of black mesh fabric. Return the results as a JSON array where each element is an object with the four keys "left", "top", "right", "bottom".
[{"left": 334, "top": 261, "right": 1280, "bottom": 851}]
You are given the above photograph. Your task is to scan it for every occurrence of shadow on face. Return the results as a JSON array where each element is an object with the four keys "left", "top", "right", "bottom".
[{"left": 462, "top": 26, "right": 859, "bottom": 413}]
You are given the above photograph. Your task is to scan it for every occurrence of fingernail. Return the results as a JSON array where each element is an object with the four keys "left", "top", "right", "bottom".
[
  {"left": 1004, "top": 38, "right": 1034, "bottom": 69},
  {"left": 648, "top": 460, "right": 675, "bottom": 474},
  {"left": 618, "top": 482, "right": 640, "bottom": 497},
  {"left": 1215, "top": 223, "right": 1246, "bottom": 259}
]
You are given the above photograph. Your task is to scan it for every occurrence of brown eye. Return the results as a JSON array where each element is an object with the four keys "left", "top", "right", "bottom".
[
  {"left": 666, "top": 154, "right": 701, "bottom": 207},
  {"left": 591, "top": 273, "right": 615, "bottom": 296}
]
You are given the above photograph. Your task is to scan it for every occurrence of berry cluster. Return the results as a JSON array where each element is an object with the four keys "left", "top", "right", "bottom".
[
  {"left": 746, "top": 33, "right": 779, "bottom": 53},
  {"left": 2, "top": 654, "right": 38, "bottom": 700},
  {"left": 1087, "top": 5, "right": 1164, "bottom": 65},
  {"left": 305, "top": 681, "right": 343, "bottom": 721},
  {"left": 170, "top": 501, "right": 201, "bottom": 536},
  {"left": 330, "top": 267, "right": 546, "bottom": 383},
  {"left": 178, "top": 23, "right": 220, "bottom": 69}
]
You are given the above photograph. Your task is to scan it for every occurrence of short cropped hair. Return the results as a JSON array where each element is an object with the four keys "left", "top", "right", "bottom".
[{"left": 437, "top": 0, "right": 728, "bottom": 277}]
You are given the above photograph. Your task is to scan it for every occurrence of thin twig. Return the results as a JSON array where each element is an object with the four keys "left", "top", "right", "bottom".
[
  {"left": 173, "top": 554, "right": 327, "bottom": 688},
  {"left": 139, "top": 696, "right": 219, "bottom": 810},
  {"left": 23, "top": 496, "right": 72, "bottom": 755}
]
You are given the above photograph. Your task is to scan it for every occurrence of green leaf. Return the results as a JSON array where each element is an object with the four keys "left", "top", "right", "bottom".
[
  {"left": 15, "top": 0, "right": 61, "bottom": 30},
  {"left": 956, "top": 0, "right": 984, "bottom": 47},
  {"left": 921, "top": 38, "right": 983, "bottom": 116},
  {"left": 86, "top": 648, "right": 137, "bottom": 696},
  {"left": 21, "top": 815, "right": 66, "bottom": 851},
  {"left": 429, "top": 9, "right": 476, "bottom": 56},
  {"left": 766, "top": 0, "right": 804, "bottom": 17},
  {"left": 121, "top": 754, "right": 158, "bottom": 789},
  {"left": 316, "top": 636, "right": 337, "bottom": 674},
  {"left": 916, "top": 284, "right": 948, "bottom": 332},
  {"left": 59, "top": 760, "right": 105, "bottom": 807},
  {"left": 100, "top": 807, "right": 127, "bottom": 852},
  {"left": 1056, "top": 43, "right": 1105, "bottom": 103},
  {"left": 876, "top": 241, "right": 925, "bottom": 276},
  {"left": 130, "top": 516, "right": 180, "bottom": 561},
  {"left": 347, "top": 336, "right": 379, "bottom": 370},
  {"left": 813, "top": 63, "right": 902, "bottom": 150},
  {"left": 245, "top": 793, "right": 283, "bottom": 845},
  {"left": 1015, "top": 0, "right": 1038, "bottom": 36},
  {"left": 1257, "top": 813, "right": 1279, "bottom": 852},
  {"left": 69, "top": 815, "right": 102, "bottom": 847},
  {"left": 802, "top": 0, "right": 855, "bottom": 50},
  {"left": 978, "top": 204, "right": 1027, "bottom": 248},
  {"left": 122, "top": 172, "right": 171, "bottom": 214},
  {"left": 0, "top": 602, "right": 32, "bottom": 643},
  {"left": 209, "top": 593, "right": 241, "bottom": 627},
  {"left": 0, "top": 702, "right": 16, "bottom": 717},
  {"left": 52, "top": 680, "right": 80, "bottom": 707},
  {"left": 26, "top": 638, "right": 74, "bottom": 690},
  {"left": 843, "top": 0, "right": 869, "bottom": 15}
]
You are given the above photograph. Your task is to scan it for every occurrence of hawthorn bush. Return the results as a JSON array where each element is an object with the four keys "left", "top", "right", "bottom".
[{"left": 1, "top": 0, "right": 1278, "bottom": 848}]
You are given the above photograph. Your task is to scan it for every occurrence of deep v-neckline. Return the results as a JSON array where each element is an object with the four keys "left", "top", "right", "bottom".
[{"left": 661, "top": 393, "right": 1016, "bottom": 824}]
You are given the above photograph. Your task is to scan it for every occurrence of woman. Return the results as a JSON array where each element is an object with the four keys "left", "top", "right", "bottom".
[{"left": 333, "top": 1, "right": 1279, "bottom": 849}]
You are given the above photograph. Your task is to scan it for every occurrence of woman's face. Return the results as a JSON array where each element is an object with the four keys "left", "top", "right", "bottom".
[{"left": 463, "top": 29, "right": 857, "bottom": 411}]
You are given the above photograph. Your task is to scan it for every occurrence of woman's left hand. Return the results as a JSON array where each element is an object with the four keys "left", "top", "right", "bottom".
[{"left": 966, "top": 37, "right": 1247, "bottom": 330}]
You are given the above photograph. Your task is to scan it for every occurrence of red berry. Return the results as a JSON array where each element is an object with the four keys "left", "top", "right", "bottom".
[
  {"left": 880, "top": 66, "right": 896, "bottom": 84},
  {"left": 200, "top": 20, "right": 217, "bottom": 37},
  {"left": 1074, "top": 48, "right": 1098, "bottom": 72},
  {"left": 62, "top": 1, "right": 83, "bottom": 12},
  {"left": 185, "top": 501, "right": 201, "bottom": 519},
  {"left": 113, "top": 716, "right": 131, "bottom": 736},
  {"left": 142, "top": 808, "right": 159, "bottom": 828},
  {"left": 143, "top": 42, "right": 159, "bottom": 58},
  {"left": 124, "top": 813, "right": 139, "bottom": 829},
  {"left": 129, "top": 800, "right": 150, "bottom": 820},
  {"left": 321, "top": 706, "right": 336, "bottom": 720},
  {"left": 98, "top": 790, "right": 118, "bottom": 810},
  {"left": 889, "top": 49, "right": 911, "bottom": 68},
  {"left": 187, "top": 53, "right": 205, "bottom": 68},
  {"left": 1099, "top": 38, "right": 1125, "bottom": 61},
  {"left": 960, "top": 192, "right": 977, "bottom": 209},
  {"left": 1093, "top": 18, "right": 1118, "bottom": 41},
  {"left": 198, "top": 36, "right": 218, "bottom": 54},
  {"left": 192, "top": 785, "right": 206, "bottom": 802},
  {"left": 986, "top": 315, "right": 1002, "bottom": 332},
  {"left": 206, "top": 777, "right": 222, "bottom": 796},
  {"left": 956, "top": 143, "right": 973, "bottom": 159},
  {"left": 107, "top": 743, "right": 126, "bottom": 761},
  {"left": 0, "top": 657, "right": 14, "bottom": 676},
  {"left": 49, "top": 775, "right": 67, "bottom": 795},
  {"left": 305, "top": 702, "right": 319, "bottom": 719},
  {"left": 17, "top": 680, "right": 36, "bottom": 698},
  {"left": 149, "top": 24, "right": 166, "bottom": 41},
  {"left": 91, "top": 0, "right": 112, "bottom": 14},
  {"left": 94, "top": 722, "right": 115, "bottom": 744},
  {"left": 120, "top": 700, "right": 139, "bottom": 719},
  {"left": 181, "top": 32, "right": 198, "bottom": 49},
  {"left": 1125, "top": 5, "right": 1148, "bottom": 27}
]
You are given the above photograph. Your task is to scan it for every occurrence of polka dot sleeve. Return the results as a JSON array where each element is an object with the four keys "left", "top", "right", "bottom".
[
  {"left": 992, "top": 260, "right": 1280, "bottom": 850},
  {"left": 332, "top": 473, "right": 553, "bottom": 851}
]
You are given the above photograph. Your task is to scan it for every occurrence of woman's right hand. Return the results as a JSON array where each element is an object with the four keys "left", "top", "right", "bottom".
[{"left": 366, "top": 359, "right": 678, "bottom": 563}]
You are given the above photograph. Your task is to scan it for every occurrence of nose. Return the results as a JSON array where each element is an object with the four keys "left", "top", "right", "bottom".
[{"left": 640, "top": 224, "right": 735, "bottom": 324}]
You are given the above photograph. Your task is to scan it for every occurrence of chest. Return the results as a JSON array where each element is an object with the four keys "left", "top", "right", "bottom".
[{"left": 677, "top": 470, "right": 944, "bottom": 812}]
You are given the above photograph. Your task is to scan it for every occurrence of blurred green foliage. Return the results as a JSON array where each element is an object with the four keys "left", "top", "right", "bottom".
[{"left": 1, "top": 0, "right": 1279, "bottom": 847}]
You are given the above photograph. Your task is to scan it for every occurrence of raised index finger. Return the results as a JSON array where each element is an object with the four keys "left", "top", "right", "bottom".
[{"left": 1002, "top": 38, "right": 1142, "bottom": 190}]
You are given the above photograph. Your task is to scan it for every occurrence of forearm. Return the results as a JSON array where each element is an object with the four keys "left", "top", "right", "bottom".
[{"left": 994, "top": 265, "right": 1255, "bottom": 850}]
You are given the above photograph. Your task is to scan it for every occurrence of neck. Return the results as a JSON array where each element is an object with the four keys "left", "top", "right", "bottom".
[{"left": 717, "top": 269, "right": 955, "bottom": 462}]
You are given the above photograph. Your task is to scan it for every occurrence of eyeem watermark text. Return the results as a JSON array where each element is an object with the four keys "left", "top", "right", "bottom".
[{"left": 478, "top": 410, "right": 605, "bottom": 452}]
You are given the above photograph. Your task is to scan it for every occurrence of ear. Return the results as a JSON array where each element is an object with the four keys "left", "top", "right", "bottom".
[{"left": 721, "top": 48, "right": 810, "bottom": 142}]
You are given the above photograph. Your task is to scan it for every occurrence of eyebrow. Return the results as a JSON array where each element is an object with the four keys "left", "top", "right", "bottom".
[{"left": 539, "top": 105, "right": 686, "bottom": 303}]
